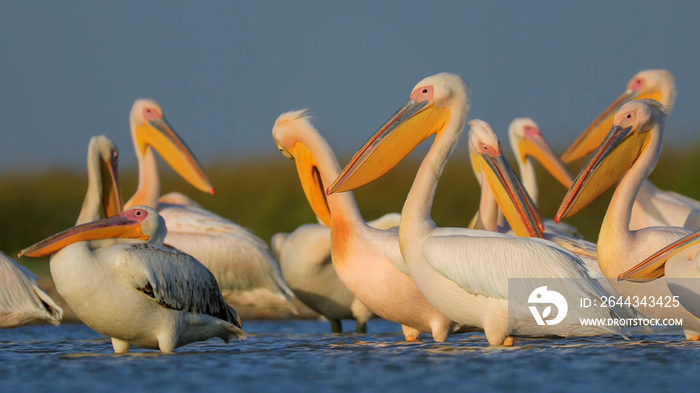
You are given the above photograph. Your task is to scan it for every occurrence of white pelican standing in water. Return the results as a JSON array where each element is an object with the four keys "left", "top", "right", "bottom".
[
  {"left": 272, "top": 109, "right": 462, "bottom": 341},
  {"left": 560, "top": 69, "right": 700, "bottom": 230},
  {"left": 556, "top": 99, "right": 700, "bottom": 339},
  {"left": 19, "top": 136, "right": 245, "bottom": 352},
  {"left": 125, "top": 100, "right": 296, "bottom": 312},
  {"left": 272, "top": 111, "right": 405, "bottom": 333},
  {"left": 20, "top": 207, "right": 246, "bottom": 353},
  {"left": 0, "top": 252, "right": 62, "bottom": 328},
  {"left": 328, "top": 73, "right": 619, "bottom": 345}
]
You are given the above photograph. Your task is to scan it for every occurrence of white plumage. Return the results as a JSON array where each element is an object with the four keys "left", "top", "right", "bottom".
[
  {"left": 329, "top": 73, "right": 620, "bottom": 345},
  {"left": 0, "top": 252, "right": 62, "bottom": 328},
  {"left": 273, "top": 110, "right": 460, "bottom": 341},
  {"left": 558, "top": 100, "right": 700, "bottom": 339}
]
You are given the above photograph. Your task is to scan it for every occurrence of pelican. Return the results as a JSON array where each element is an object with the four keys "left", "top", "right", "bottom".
[
  {"left": 272, "top": 109, "right": 461, "bottom": 341},
  {"left": 560, "top": 69, "right": 700, "bottom": 230},
  {"left": 556, "top": 99, "right": 700, "bottom": 338},
  {"left": 125, "top": 99, "right": 296, "bottom": 312},
  {"left": 0, "top": 252, "right": 62, "bottom": 328},
  {"left": 20, "top": 206, "right": 246, "bottom": 353},
  {"left": 328, "top": 73, "right": 619, "bottom": 345},
  {"left": 18, "top": 135, "right": 244, "bottom": 353}
]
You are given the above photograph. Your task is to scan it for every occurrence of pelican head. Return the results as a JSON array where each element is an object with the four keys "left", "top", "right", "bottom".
[
  {"left": 556, "top": 99, "right": 668, "bottom": 222},
  {"left": 508, "top": 118, "right": 573, "bottom": 189},
  {"left": 469, "top": 119, "right": 544, "bottom": 237},
  {"left": 130, "top": 99, "right": 214, "bottom": 195},
  {"left": 561, "top": 69, "right": 675, "bottom": 163},
  {"left": 272, "top": 109, "right": 331, "bottom": 227},
  {"left": 19, "top": 206, "right": 166, "bottom": 258},
  {"left": 327, "top": 73, "right": 469, "bottom": 194},
  {"left": 89, "top": 135, "right": 123, "bottom": 218}
]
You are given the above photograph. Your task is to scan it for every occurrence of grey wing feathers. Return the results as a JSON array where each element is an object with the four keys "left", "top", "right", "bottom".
[{"left": 116, "top": 244, "right": 241, "bottom": 328}]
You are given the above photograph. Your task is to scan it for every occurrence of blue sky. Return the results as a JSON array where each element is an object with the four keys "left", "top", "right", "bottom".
[{"left": 1, "top": 1, "right": 698, "bottom": 172}]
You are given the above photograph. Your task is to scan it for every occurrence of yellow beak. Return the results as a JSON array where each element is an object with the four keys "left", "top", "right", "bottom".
[
  {"left": 519, "top": 132, "right": 574, "bottom": 189},
  {"left": 134, "top": 118, "right": 214, "bottom": 194},
  {"left": 556, "top": 124, "right": 652, "bottom": 222},
  {"left": 101, "top": 148, "right": 123, "bottom": 218},
  {"left": 19, "top": 213, "right": 149, "bottom": 258},
  {"left": 327, "top": 99, "right": 450, "bottom": 194},
  {"left": 475, "top": 152, "right": 544, "bottom": 238},
  {"left": 618, "top": 231, "right": 700, "bottom": 282},
  {"left": 284, "top": 141, "right": 332, "bottom": 227}
]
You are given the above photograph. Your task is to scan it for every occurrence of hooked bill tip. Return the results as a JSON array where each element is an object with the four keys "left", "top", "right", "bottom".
[{"left": 210, "top": 187, "right": 216, "bottom": 195}]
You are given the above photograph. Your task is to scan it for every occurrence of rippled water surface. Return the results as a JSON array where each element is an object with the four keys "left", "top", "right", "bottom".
[{"left": 2, "top": 319, "right": 700, "bottom": 392}]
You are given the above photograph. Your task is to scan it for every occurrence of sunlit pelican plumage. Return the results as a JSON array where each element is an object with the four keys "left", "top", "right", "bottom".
[
  {"left": 561, "top": 69, "right": 700, "bottom": 230},
  {"left": 329, "top": 73, "right": 619, "bottom": 345},
  {"left": 271, "top": 213, "right": 399, "bottom": 333},
  {"left": 19, "top": 136, "right": 245, "bottom": 352},
  {"left": 556, "top": 99, "right": 700, "bottom": 338},
  {"left": 0, "top": 252, "right": 62, "bottom": 328},
  {"left": 125, "top": 100, "right": 296, "bottom": 312},
  {"left": 273, "top": 109, "right": 460, "bottom": 341}
]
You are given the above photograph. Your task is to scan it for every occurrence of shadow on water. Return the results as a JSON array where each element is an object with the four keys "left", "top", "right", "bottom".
[{"left": 2, "top": 319, "right": 700, "bottom": 392}]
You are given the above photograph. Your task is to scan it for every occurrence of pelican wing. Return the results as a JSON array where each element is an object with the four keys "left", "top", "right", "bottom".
[
  {"left": 115, "top": 244, "right": 241, "bottom": 327},
  {"left": 0, "top": 252, "right": 63, "bottom": 325},
  {"left": 422, "top": 234, "right": 599, "bottom": 301}
]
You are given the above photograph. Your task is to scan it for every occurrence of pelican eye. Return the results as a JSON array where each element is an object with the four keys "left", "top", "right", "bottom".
[
  {"left": 627, "top": 114, "right": 632, "bottom": 119},
  {"left": 422, "top": 89, "right": 428, "bottom": 93}
]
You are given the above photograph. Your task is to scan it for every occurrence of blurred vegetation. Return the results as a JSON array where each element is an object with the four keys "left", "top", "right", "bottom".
[{"left": 4, "top": 141, "right": 700, "bottom": 278}]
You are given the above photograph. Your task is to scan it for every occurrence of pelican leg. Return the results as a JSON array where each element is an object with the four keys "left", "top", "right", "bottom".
[
  {"left": 330, "top": 319, "right": 342, "bottom": 334},
  {"left": 355, "top": 321, "right": 367, "bottom": 334},
  {"left": 430, "top": 320, "right": 454, "bottom": 343},
  {"left": 401, "top": 325, "right": 422, "bottom": 342},
  {"left": 111, "top": 337, "right": 131, "bottom": 354},
  {"left": 157, "top": 331, "right": 177, "bottom": 353},
  {"left": 484, "top": 322, "right": 510, "bottom": 346}
]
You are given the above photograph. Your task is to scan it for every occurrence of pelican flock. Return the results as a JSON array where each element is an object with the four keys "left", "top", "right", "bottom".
[{"left": 5, "top": 67, "right": 700, "bottom": 352}]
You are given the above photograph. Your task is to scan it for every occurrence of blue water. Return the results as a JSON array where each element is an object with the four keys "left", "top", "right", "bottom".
[{"left": 2, "top": 319, "right": 700, "bottom": 392}]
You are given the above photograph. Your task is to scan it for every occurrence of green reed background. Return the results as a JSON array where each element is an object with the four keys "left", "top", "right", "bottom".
[{"left": 4, "top": 142, "right": 700, "bottom": 278}]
